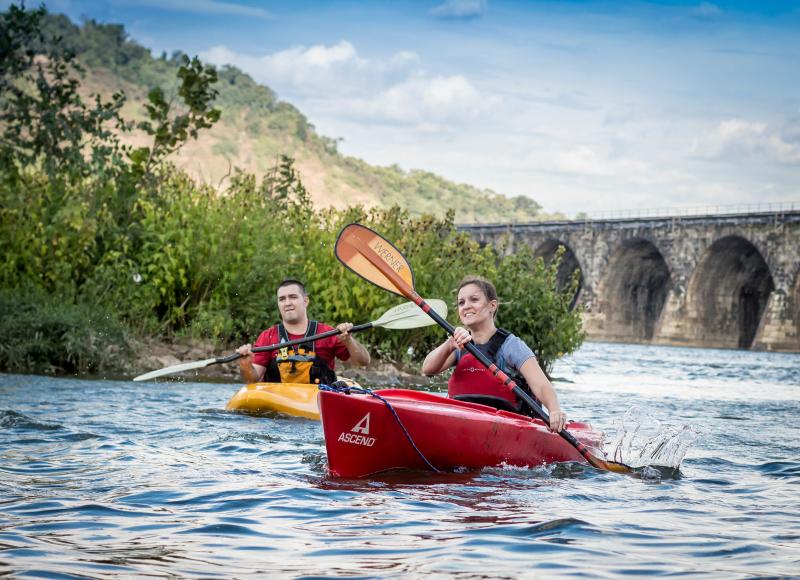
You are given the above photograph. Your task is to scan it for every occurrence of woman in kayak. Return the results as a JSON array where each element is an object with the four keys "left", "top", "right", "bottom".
[{"left": 422, "top": 275, "right": 567, "bottom": 432}]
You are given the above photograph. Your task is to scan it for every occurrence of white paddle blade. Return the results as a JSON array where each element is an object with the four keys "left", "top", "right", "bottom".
[
  {"left": 133, "top": 358, "right": 217, "bottom": 382},
  {"left": 374, "top": 299, "right": 447, "bottom": 330}
]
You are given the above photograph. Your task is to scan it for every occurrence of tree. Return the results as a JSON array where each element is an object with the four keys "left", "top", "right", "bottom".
[
  {"left": 0, "top": 4, "right": 128, "bottom": 181},
  {"left": 131, "top": 55, "right": 221, "bottom": 177},
  {"left": 0, "top": 4, "right": 221, "bottom": 184}
]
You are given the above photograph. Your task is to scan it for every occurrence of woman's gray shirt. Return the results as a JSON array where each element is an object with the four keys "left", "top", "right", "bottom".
[{"left": 453, "top": 332, "right": 536, "bottom": 374}]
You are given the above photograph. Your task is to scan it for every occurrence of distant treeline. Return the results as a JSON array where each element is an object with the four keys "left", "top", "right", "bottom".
[{"left": 0, "top": 5, "right": 583, "bottom": 376}]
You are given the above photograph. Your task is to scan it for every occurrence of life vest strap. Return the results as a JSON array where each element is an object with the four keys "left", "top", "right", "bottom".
[{"left": 278, "top": 320, "right": 319, "bottom": 353}]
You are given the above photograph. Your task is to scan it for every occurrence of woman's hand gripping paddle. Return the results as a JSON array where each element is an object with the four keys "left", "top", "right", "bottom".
[
  {"left": 334, "top": 222, "right": 632, "bottom": 475},
  {"left": 133, "top": 299, "right": 447, "bottom": 382}
]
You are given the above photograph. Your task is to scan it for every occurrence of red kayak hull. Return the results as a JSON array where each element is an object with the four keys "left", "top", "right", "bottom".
[{"left": 319, "top": 389, "right": 604, "bottom": 478}]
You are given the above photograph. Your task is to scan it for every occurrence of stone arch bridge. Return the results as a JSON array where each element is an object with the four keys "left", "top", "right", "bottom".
[{"left": 461, "top": 209, "right": 800, "bottom": 352}]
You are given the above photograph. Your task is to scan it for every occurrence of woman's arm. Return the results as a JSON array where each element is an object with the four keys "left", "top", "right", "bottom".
[
  {"left": 421, "top": 338, "right": 457, "bottom": 376},
  {"left": 422, "top": 326, "right": 472, "bottom": 376},
  {"left": 517, "top": 357, "right": 567, "bottom": 432}
]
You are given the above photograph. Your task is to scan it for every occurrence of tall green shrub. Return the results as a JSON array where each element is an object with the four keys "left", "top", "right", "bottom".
[
  {"left": 0, "top": 4, "right": 584, "bottom": 375},
  {"left": 0, "top": 288, "right": 129, "bottom": 374},
  {"left": 494, "top": 244, "right": 585, "bottom": 375}
]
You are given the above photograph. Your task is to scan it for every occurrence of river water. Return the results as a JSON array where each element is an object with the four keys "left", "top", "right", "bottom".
[{"left": 1, "top": 342, "right": 798, "bottom": 578}]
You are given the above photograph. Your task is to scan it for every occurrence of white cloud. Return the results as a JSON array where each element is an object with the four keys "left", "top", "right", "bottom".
[
  {"left": 203, "top": 41, "right": 419, "bottom": 98},
  {"left": 201, "top": 42, "right": 493, "bottom": 128},
  {"left": 290, "top": 42, "right": 360, "bottom": 68},
  {"left": 690, "top": 2, "right": 722, "bottom": 19},
  {"left": 430, "top": 0, "right": 486, "bottom": 20},
  {"left": 203, "top": 42, "right": 367, "bottom": 96},
  {"left": 111, "top": 0, "right": 271, "bottom": 18},
  {"left": 691, "top": 119, "right": 800, "bottom": 165},
  {"left": 353, "top": 75, "right": 488, "bottom": 125},
  {"left": 530, "top": 146, "right": 651, "bottom": 180}
]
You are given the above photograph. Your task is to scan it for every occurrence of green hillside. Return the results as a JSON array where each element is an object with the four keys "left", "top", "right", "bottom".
[{"left": 42, "top": 13, "right": 554, "bottom": 223}]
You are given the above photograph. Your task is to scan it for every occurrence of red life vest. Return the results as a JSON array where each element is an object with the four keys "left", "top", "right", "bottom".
[
  {"left": 448, "top": 329, "right": 517, "bottom": 405},
  {"left": 448, "top": 329, "right": 540, "bottom": 415}
]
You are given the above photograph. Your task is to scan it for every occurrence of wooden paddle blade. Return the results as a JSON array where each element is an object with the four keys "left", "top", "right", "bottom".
[
  {"left": 602, "top": 460, "right": 634, "bottom": 474},
  {"left": 335, "top": 223, "right": 414, "bottom": 298},
  {"left": 580, "top": 452, "right": 633, "bottom": 473}
]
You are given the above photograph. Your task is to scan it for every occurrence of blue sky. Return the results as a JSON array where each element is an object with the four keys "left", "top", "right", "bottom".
[{"left": 11, "top": 0, "right": 800, "bottom": 216}]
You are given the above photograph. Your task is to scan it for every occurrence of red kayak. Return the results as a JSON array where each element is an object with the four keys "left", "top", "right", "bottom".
[{"left": 318, "top": 388, "right": 605, "bottom": 478}]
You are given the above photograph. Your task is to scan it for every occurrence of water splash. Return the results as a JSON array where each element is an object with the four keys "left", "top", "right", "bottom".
[{"left": 608, "top": 406, "right": 704, "bottom": 470}]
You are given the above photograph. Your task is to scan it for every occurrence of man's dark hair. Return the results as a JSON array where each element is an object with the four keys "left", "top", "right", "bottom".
[{"left": 277, "top": 278, "right": 307, "bottom": 296}]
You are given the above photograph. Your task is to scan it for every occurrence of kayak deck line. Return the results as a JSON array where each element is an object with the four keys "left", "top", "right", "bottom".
[{"left": 319, "top": 383, "right": 441, "bottom": 473}]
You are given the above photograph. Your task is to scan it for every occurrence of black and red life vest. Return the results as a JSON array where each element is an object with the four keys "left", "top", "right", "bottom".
[
  {"left": 264, "top": 321, "right": 337, "bottom": 385},
  {"left": 448, "top": 328, "right": 538, "bottom": 415}
]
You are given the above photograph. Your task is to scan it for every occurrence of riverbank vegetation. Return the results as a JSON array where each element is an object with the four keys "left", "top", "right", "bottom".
[{"left": 0, "top": 5, "right": 583, "bottom": 377}]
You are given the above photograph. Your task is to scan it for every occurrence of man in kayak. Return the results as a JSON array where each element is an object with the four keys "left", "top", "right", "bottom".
[
  {"left": 421, "top": 275, "right": 567, "bottom": 432},
  {"left": 236, "top": 279, "right": 370, "bottom": 384}
]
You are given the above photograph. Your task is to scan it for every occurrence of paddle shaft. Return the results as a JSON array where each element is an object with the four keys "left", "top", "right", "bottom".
[
  {"left": 342, "top": 229, "right": 615, "bottom": 471},
  {"left": 214, "top": 322, "right": 373, "bottom": 365},
  {"left": 135, "top": 298, "right": 446, "bottom": 381}
]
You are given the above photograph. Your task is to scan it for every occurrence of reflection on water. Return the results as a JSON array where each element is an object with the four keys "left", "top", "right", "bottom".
[{"left": 1, "top": 342, "right": 799, "bottom": 577}]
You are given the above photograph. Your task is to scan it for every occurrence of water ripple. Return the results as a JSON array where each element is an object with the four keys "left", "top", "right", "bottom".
[
  {"left": 758, "top": 461, "right": 800, "bottom": 479},
  {"left": 0, "top": 409, "right": 63, "bottom": 431},
  {"left": 2, "top": 345, "right": 800, "bottom": 577},
  {"left": 176, "top": 523, "right": 271, "bottom": 537}
]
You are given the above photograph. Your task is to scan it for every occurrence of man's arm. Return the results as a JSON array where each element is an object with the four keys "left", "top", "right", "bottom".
[
  {"left": 236, "top": 343, "right": 267, "bottom": 383},
  {"left": 336, "top": 323, "right": 371, "bottom": 367}
]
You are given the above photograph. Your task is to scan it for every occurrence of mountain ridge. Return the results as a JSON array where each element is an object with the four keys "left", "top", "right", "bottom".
[{"left": 43, "top": 11, "right": 558, "bottom": 223}]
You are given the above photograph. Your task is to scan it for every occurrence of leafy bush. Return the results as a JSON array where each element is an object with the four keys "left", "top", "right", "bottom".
[
  {"left": 0, "top": 288, "right": 130, "bottom": 374},
  {"left": 0, "top": 4, "right": 584, "bottom": 376},
  {"left": 0, "top": 155, "right": 584, "bottom": 374},
  {"left": 494, "top": 245, "right": 585, "bottom": 376}
]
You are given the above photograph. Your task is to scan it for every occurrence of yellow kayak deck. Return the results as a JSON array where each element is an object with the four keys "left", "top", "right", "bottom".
[{"left": 226, "top": 382, "right": 320, "bottom": 420}]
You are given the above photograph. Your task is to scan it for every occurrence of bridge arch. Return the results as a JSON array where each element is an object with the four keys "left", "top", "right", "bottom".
[
  {"left": 600, "top": 238, "right": 671, "bottom": 341},
  {"left": 687, "top": 235, "right": 775, "bottom": 348},
  {"left": 534, "top": 239, "right": 583, "bottom": 306},
  {"left": 460, "top": 211, "right": 799, "bottom": 352},
  {"left": 793, "top": 270, "right": 800, "bottom": 339}
]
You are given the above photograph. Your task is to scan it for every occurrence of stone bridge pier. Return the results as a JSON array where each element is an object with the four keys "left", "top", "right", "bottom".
[{"left": 461, "top": 210, "right": 800, "bottom": 353}]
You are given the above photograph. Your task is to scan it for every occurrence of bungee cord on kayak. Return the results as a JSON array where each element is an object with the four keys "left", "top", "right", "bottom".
[{"left": 319, "top": 382, "right": 441, "bottom": 474}]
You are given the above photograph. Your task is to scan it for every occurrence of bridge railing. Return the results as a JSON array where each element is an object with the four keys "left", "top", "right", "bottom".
[{"left": 583, "top": 201, "right": 799, "bottom": 221}]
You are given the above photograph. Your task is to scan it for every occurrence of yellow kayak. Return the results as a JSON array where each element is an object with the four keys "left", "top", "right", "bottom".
[{"left": 226, "top": 383, "right": 320, "bottom": 420}]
